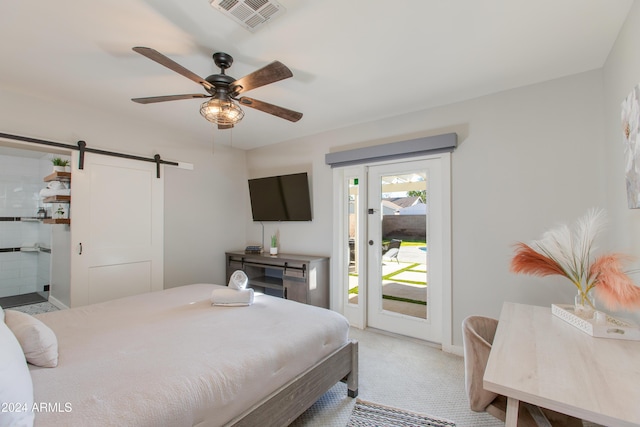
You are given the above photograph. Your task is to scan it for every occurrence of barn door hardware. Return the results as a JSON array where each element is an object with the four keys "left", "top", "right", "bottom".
[{"left": 0, "top": 132, "right": 178, "bottom": 178}]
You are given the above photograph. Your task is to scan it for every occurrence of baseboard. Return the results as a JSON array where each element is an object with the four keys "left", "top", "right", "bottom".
[
  {"left": 442, "top": 343, "right": 463, "bottom": 356},
  {"left": 48, "top": 295, "right": 69, "bottom": 310},
  {"left": 360, "top": 327, "right": 443, "bottom": 350},
  {"left": 355, "top": 327, "right": 465, "bottom": 356}
]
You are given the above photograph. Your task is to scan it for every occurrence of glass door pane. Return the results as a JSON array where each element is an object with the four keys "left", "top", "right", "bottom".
[
  {"left": 348, "top": 177, "right": 360, "bottom": 306},
  {"left": 367, "top": 158, "right": 443, "bottom": 342},
  {"left": 378, "top": 172, "right": 427, "bottom": 319}
]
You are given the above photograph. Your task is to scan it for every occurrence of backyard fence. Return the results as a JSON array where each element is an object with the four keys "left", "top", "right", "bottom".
[{"left": 382, "top": 215, "right": 426, "bottom": 241}]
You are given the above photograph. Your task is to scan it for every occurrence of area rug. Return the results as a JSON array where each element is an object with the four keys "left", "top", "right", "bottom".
[
  {"left": 348, "top": 399, "right": 456, "bottom": 427},
  {"left": 9, "top": 302, "right": 60, "bottom": 315}
]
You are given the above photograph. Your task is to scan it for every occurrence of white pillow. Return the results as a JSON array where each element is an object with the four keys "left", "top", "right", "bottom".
[
  {"left": 0, "top": 320, "right": 35, "bottom": 427},
  {"left": 4, "top": 310, "right": 58, "bottom": 368}
]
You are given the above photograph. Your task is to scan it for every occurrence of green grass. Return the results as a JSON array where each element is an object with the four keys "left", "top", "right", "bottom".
[
  {"left": 347, "top": 247, "right": 427, "bottom": 306},
  {"left": 348, "top": 261, "right": 427, "bottom": 293},
  {"left": 382, "top": 240, "right": 426, "bottom": 247},
  {"left": 382, "top": 295, "right": 426, "bottom": 305},
  {"left": 383, "top": 263, "right": 427, "bottom": 285},
  {"left": 348, "top": 287, "right": 426, "bottom": 305},
  {"left": 398, "top": 241, "right": 426, "bottom": 247},
  {"left": 348, "top": 261, "right": 427, "bottom": 305}
]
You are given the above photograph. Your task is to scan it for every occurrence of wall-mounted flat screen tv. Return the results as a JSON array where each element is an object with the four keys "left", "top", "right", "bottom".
[{"left": 248, "top": 172, "right": 312, "bottom": 221}]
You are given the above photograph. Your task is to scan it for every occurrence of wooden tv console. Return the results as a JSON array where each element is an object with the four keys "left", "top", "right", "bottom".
[{"left": 225, "top": 251, "right": 329, "bottom": 308}]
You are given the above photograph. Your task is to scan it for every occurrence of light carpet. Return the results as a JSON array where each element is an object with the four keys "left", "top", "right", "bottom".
[{"left": 348, "top": 399, "right": 456, "bottom": 427}]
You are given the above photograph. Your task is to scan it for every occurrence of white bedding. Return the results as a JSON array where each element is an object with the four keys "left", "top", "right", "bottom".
[{"left": 29, "top": 284, "right": 350, "bottom": 426}]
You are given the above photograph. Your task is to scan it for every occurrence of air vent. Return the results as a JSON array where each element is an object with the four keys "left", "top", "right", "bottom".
[{"left": 210, "top": 0, "right": 286, "bottom": 33}]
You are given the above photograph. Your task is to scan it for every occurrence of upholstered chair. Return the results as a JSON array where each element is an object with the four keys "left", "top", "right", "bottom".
[{"left": 461, "top": 315, "right": 582, "bottom": 427}]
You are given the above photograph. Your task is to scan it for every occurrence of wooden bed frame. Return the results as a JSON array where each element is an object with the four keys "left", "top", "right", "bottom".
[{"left": 228, "top": 339, "right": 359, "bottom": 426}]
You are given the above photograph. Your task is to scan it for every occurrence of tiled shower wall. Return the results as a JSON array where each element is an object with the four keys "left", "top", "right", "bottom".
[{"left": 0, "top": 154, "right": 56, "bottom": 297}]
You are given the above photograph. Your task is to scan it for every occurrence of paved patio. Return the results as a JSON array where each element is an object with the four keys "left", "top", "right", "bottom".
[{"left": 349, "top": 244, "right": 428, "bottom": 319}]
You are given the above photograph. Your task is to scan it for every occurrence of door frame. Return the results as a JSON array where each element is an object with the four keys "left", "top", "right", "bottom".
[
  {"left": 332, "top": 165, "right": 368, "bottom": 329},
  {"left": 332, "top": 152, "right": 452, "bottom": 347}
]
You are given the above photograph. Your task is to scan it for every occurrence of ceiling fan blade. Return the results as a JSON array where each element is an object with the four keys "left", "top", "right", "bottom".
[
  {"left": 132, "top": 47, "right": 214, "bottom": 91},
  {"left": 132, "top": 94, "right": 211, "bottom": 104},
  {"left": 238, "top": 97, "right": 303, "bottom": 122},
  {"left": 231, "top": 61, "right": 293, "bottom": 94}
]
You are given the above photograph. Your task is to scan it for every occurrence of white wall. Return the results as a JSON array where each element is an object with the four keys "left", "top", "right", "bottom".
[
  {"left": 245, "top": 142, "right": 327, "bottom": 253},
  {"left": 0, "top": 89, "right": 248, "bottom": 289},
  {"left": 246, "top": 70, "right": 606, "bottom": 346},
  {"left": 163, "top": 143, "right": 248, "bottom": 288},
  {"left": 603, "top": 0, "right": 640, "bottom": 325}
]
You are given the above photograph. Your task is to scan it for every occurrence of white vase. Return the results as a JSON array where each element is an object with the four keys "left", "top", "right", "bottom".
[
  {"left": 53, "top": 166, "right": 65, "bottom": 172},
  {"left": 64, "top": 166, "right": 71, "bottom": 172},
  {"left": 270, "top": 247, "right": 278, "bottom": 256}
]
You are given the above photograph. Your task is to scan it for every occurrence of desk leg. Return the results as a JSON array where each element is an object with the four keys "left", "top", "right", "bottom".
[{"left": 505, "top": 396, "right": 519, "bottom": 426}]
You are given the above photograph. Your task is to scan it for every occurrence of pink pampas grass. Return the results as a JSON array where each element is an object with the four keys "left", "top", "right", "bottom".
[
  {"left": 510, "top": 242, "right": 566, "bottom": 277},
  {"left": 510, "top": 209, "right": 640, "bottom": 312},
  {"left": 591, "top": 254, "right": 640, "bottom": 310}
]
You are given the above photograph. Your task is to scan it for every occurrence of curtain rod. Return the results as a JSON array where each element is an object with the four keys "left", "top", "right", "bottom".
[{"left": 0, "top": 132, "right": 178, "bottom": 178}]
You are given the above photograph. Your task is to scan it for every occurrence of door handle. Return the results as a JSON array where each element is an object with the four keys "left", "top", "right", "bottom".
[
  {"left": 78, "top": 243, "right": 82, "bottom": 255},
  {"left": 369, "top": 240, "right": 374, "bottom": 246}
]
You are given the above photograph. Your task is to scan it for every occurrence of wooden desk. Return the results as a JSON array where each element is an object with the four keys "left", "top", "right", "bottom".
[{"left": 484, "top": 302, "right": 640, "bottom": 427}]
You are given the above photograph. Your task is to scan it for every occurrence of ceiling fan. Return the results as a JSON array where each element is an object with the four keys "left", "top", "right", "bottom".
[{"left": 131, "top": 47, "right": 303, "bottom": 129}]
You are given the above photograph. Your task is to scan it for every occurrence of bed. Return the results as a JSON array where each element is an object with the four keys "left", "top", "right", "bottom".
[{"left": 3, "top": 283, "right": 358, "bottom": 427}]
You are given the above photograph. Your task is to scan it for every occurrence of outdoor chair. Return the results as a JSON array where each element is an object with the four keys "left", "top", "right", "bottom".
[
  {"left": 382, "top": 239, "right": 402, "bottom": 263},
  {"left": 461, "top": 316, "right": 582, "bottom": 427}
]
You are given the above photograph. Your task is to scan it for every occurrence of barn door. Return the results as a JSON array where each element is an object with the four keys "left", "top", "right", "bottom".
[{"left": 70, "top": 152, "right": 163, "bottom": 306}]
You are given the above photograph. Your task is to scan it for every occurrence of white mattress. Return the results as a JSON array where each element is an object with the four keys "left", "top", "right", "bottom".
[{"left": 29, "top": 284, "right": 350, "bottom": 426}]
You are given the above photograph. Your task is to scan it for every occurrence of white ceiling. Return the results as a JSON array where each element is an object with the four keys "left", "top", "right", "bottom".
[{"left": 0, "top": 0, "right": 633, "bottom": 151}]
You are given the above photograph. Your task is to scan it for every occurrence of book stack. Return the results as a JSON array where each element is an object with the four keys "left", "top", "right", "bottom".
[{"left": 244, "top": 245, "right": 263, "bottom": 254}]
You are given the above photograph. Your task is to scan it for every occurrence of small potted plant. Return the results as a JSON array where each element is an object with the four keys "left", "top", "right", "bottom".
[
  {"left": 270, "top": 234, "right": 278, "bottom": 256},
  {"left": 54, "top": 204, "right": 66, "bottom": 219},
  {"left": 51, "top": 158, "right": 69, "bottom": 172}
]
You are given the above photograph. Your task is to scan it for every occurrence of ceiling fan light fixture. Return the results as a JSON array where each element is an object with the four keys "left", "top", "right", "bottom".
[
  {"left": 200, "top": 98, "right": 245, "bottom": 125},
  {"left": 132, "top": 47, "right": 302, "bottom": 125}
]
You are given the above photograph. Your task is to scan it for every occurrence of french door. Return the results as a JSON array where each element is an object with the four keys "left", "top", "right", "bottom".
[{"left": 334, "top": 154, "right": 450, "bottom": 343}]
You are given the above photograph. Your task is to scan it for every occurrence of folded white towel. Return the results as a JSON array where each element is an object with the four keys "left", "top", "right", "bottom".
[
  {"left": 47, "top": 180, "right": 68, "bottom": 190},
  {"left": 211, "top": 288, "right": 254, "bottom": 306},
  {"left": 228, "top": 270, "right": 249, "bottom": 290}
]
